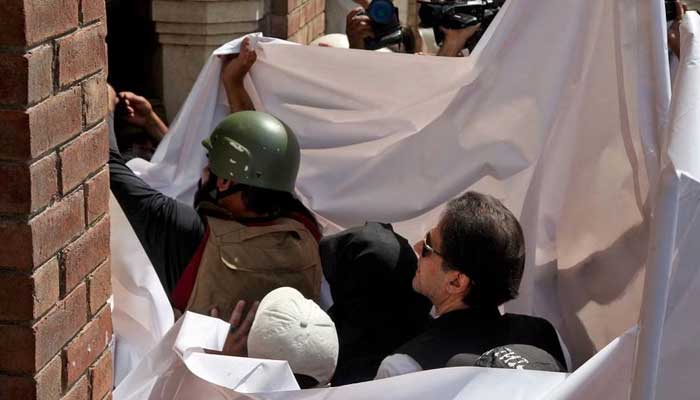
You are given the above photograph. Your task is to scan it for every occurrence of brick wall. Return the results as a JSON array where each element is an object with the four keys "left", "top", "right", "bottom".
[
  {"left": 0, "top": 0, "right": 112, "bottom": 399},
  {"left": 266, "top": 0, "right": 326, "bottom": 44}
]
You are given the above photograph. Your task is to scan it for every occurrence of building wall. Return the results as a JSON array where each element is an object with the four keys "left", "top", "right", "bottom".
[
  {"left": 0, "top": 0, "right": 113, "bottom": 399},
  {"left": 152, "top": 0, "right": 326, "bottom": 120}
]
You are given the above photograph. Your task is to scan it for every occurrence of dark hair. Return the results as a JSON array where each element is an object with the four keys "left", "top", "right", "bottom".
[
  {"left": 240, "top": 185, "right": 321, "bottom": 232},
  {"left": 439, "top": 191, "right": 525, "bottom": 307}
]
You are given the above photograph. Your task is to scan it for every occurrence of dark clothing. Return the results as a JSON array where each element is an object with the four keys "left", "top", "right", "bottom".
[
  {"left": 320, "top": 222, "right": 432, "bottom": 386},
  {"left": 396, "top": 307, "right": 567, "bottom": 371},
  {"left": 108, "top": 115, "right": 205, "bottom": 293}
]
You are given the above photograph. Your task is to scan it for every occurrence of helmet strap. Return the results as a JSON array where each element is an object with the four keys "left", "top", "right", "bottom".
[{"left": 216, "top": 182, "right": 247, "bottom": 200}]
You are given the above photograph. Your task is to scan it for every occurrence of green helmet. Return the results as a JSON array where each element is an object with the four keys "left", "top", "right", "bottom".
[{"left": 203, "top": 111, "right": 300, "bottom": 192}]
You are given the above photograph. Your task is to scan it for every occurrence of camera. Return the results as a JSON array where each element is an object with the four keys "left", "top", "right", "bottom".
[
  {"left": 361, "top": 0, "right": 414, "bottom": 51},
  {"left": 418, "top": 0, "right": 504, "bottom": 51}
]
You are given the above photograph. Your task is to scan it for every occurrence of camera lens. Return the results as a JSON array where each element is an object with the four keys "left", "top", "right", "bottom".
[{"left": 368, "top": 0, "right": 395, "bottom": 24}]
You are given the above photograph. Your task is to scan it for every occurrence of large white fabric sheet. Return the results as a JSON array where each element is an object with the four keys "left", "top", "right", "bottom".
[{"left": 110, "top": 0, "right": 700, "bottom": 399}]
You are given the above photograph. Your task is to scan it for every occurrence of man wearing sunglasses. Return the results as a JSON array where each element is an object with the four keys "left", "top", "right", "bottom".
[{"left": 375, "top": 191, "right": 566, "bottom": 378}]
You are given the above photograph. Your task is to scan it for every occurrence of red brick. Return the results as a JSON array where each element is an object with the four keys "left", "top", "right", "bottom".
[
  {"left": 0, "top": 189, "right": 84, "bottom": 271},
  {"left": 0, "top": 323, "right": 36, "bottom": 373},
  {"left": 63, "top": 216, "right": 109, "bottom": 292},
  {"left": 81, "top": 0, "right": 105, "bottom": 24},
  {"left": 87, "top": 260, "right": 110, "bottom": 316},
  {"left": 0, "top": 87, "right": 82, "bottom": 161},
  {"left": 289, "top": 24, "right": 310, "bottom": 44},
  {"left": 265, "top": 15, "right": 289, "bottom": 38},
  {"left": 59, "top": 122, "right": 108, "bottom": 193},
  {"left": 57, "top": 24, "right": 106, "bottom": 87},
  {"left": 37, "top": 355, "right": 62, "bottom": 400},
  {"left": 303, "top": 0, "right": 315, "bottom": 25},
  {"left": 63, "top": 376, "right": 88, "bottom": 400},
  {"left": 0, "top": 153, "right": 59, "bottom": 214},
  {"left": 63, "top": 307, "right": 111, "bottom": 387},
  {"left": 315, "top": 0, "right": 326, "bottom": 19},
  {"left": 82, "top": 72, "right": 107, "bottom": 128},
  {"left": 89, "top": 349, "right": 112, "bottom": 400},
  {"left": 0, "top": 45, "right": 53, "bottom": 106},
  {"left": 0, "top": 374, "right": 35, "bottom": 399},
  {"left": 35, "top": 284, "right": 88, "bottom": 372},
  {"left": 84, "top": 167, "right": 109, "bottom": 224},
  {"left": 0, "top": 258, "right": 59, "bottom": 321},
  {"left": 288, "top": 8, "right": 303, "bottom": 37},
  {"left": 0, "top": 354, "right": 62, "bottom": 400},
  {"left": 270, "top": 0, "right": 294, "bottom": 15},
  {"left": 310, "top": 12, "right": 325, "bottom": 40},
  {"left": 0, "top": 221, "right": 33, "bottom": 269},
  {"left": 0, "top": 284, "right": 86, "bottom": 374},
  {"left": 0, "top": 0, "right": 78, "bottom": 47}
]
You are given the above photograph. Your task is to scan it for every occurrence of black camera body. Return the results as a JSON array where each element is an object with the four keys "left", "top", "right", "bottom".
[
  {"left": 361, "top": 0, "right": 404, "bottom": 50},
  {"left": 418, "top": 0, "right": 504, "bottom": 51}
]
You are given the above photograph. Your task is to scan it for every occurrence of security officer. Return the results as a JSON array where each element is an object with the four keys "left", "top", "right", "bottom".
[{"left": 110, "top": 110, "right": 322, "bottom": 320}]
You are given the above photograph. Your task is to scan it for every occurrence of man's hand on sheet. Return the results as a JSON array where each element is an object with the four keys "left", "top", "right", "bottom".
[
  {"left": 220, "top": 37, "right": 257, "bottom": 90},
  {"left": 207, "top": 300, "right": 260, "bottom": 357},
  {"left": 219, "top": 37, "right": 257, "bottom": 112}
]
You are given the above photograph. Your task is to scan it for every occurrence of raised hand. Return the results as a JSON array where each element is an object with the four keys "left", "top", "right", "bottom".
[
  {"left": 346, "top": 0, "right": 374, "bottom": 50},
  {"left": 437, "top": 24, "right": 481, "bottom": 57},
  {"left": 220, "top": 37, "right": 257, "bottom": 90},
  {"left": 209, "top": 300, "right": 260, "bottom": 357},
  {"left": 117, "top": 91, "right": 168, "bottom": 139}
]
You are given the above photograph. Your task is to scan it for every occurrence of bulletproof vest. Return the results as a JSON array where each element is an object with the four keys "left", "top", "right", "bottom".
[
  {"left": 186, "top": 216, "right": 322, "bottom": 319},
  {"left": 396, "top": 307, "right": 566, "bottom": 371}
]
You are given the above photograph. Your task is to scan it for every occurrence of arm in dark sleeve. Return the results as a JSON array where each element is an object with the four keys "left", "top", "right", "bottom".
[{"left": 108, "top": 114, "right": 206, "bottom": 292}]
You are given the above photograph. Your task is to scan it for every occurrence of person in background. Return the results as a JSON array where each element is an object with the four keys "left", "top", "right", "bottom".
[
  {"left": 668, "top": 0, "right": 688, "bottom": 59},
  {"left": 345, "top": 0, "right": 481, "bottom": 56},
  {"left": 108, "top": 84, "right": 168, "bottom": 161}
]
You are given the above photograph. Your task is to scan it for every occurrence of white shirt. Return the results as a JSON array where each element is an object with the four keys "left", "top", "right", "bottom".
[{"left": 374, "top": 354, "right": 423, "bottom": 380}]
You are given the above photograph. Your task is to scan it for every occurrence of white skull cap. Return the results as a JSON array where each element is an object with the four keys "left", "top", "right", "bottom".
[
  {"left": 309, "top": 33, "right": 350, "bottom": 48},
  {"left": 248, "top": 287, "right": 339, "bottom": 385}
]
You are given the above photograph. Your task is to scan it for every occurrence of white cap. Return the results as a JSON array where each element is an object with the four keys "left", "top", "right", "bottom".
[
  {"left": 248, "top": 287, "right": 339, "bottom": 385},
  {"left": 309, "top": 33, "right": 350, "bottom": 48}
]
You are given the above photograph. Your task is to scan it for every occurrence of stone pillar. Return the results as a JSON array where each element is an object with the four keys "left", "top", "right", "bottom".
[
  {"left": 0, "top": 0, "right": 113, "bottom": 399},
  {"left": 152, "top": 0, "right": 326, "bottom": 120},
  {"left": 152, "top": 0, "right": 265, "bottom": 120}
]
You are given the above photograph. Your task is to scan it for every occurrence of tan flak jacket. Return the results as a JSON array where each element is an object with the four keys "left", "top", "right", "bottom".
[{"left": 186, "top": 216, "right": 322, "bottom": 319}]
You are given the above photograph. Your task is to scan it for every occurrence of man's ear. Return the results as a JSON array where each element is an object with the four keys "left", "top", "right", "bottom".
[
  {"left": 447, "top": 272, "right": 471, "bottom": 297},
  {"left": 217, "top": 177, "right": 232, "bottom": 192}
]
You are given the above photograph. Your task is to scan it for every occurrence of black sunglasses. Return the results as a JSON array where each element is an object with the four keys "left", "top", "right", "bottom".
[{"left": 421, "top": 231, "right": 445, "bottom": 258}]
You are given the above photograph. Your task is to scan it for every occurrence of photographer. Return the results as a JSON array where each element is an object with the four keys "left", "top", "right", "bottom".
[{"left": 346, "top": 0, "right": 481, "bottom": 56}]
